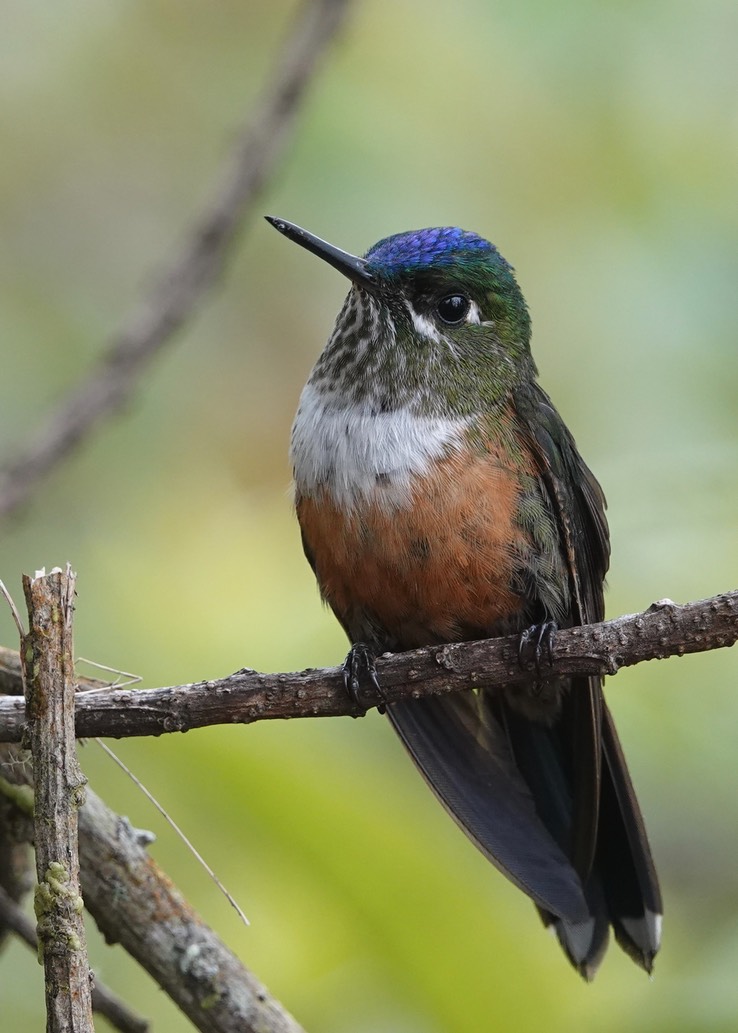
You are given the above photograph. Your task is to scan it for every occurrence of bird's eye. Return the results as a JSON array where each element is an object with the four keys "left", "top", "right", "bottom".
[{"left": 436, "top": 294, "right": 470, "bottom": 325}]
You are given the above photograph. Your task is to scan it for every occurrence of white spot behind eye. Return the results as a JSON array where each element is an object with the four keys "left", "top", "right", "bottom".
[
  {"left": 405, "top": 301, "right": 442, "bottom": 343},
  {"left": 466, "top": 300, "right": 482, "bottom": 324},
  {"left": 405, "top": 298, "right": 482, "bottom": 341}
]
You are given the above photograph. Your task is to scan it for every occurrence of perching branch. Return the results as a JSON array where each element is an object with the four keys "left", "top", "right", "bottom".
[
  {"left": 0, "top": 591, "right": 736, "bottom": 743},
  {"left": 0, "top": 0, "right": 351, "bottom": 522},
  {"left": 21, "top": 566, "right": 94, "bottom": 1033}
]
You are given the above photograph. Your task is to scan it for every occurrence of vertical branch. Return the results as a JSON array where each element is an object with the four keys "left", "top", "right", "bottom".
[{"left": 22, "top": 566, "right": 94, "bottom": 1033}]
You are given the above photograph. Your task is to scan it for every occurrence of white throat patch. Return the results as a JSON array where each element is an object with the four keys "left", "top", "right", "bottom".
[{"left": 291, "top": 382, "right": 470, "bottom": 511}]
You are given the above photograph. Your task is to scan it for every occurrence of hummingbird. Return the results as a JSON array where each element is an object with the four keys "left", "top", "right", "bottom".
[{"left": 266, "top": 215, "right": 662, "bottom": 979}]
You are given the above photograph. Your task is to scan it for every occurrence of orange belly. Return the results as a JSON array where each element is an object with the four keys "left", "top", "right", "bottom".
[{"left": 297, "top": 445, "right": 532, "bottom": 648}]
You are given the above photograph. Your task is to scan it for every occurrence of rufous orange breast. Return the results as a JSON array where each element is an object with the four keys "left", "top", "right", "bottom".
[{"left": 297, "top": 437, "right": 532, "bottom": 649}]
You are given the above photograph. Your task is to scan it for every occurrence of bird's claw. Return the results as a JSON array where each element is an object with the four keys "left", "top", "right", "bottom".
[
  {"left": 343, "top": 643, "right": 386, "bottom": 715},
  {"left": 518, "top": 621, "right": 557, "bottom": 689}
]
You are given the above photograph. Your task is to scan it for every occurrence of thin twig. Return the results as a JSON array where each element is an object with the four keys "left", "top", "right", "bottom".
[
  {"left": 76, "top": 657, "right": 142, "bottom": 690},
  {"left": 0, "top": 591, "right": 736, "bottom": 743},
  {"left": 0, "top": 578, "right": 25, "bottom": 638},
  {"left": 95, "top": 737, "right": 250, "bottom": 927},
  {"left": 22, "top": 565, "right": 94, "bottom": 1032},
  {"left": 0, "top": 0, "right": 351, "bottom": 521},
  {"left": 0, "top": 884, "right": 150, "bottom": 1033}
]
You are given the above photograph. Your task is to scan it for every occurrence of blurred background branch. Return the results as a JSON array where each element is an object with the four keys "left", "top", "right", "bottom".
[{"left": 0, "top": 0, "right": 351, "bottom": 523}]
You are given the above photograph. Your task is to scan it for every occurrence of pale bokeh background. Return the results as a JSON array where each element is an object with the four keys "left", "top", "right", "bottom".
[{"left": 1, "top": 2, "right": 737, "bottom": 1030}]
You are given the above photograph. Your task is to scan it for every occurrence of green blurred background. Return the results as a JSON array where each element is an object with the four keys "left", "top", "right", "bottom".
[{"left": 1, "top": 1, "right": 737, "bottom": 1030}]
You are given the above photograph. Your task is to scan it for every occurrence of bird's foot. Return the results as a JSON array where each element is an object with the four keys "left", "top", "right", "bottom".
[
  {"left": 343, "top": 643, "right": 386, "bottom": 715},
  {"left": 518, "top": 621, "right": 557, "bottom": 691}
]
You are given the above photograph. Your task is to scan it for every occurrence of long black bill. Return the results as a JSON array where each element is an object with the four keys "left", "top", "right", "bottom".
[{"left": 265, "top": 216, "right": 376, "bottom": 290}]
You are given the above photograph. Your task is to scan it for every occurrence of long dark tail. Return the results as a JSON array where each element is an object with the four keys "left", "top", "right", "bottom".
[{"left": 386, "top": 687, "right": 661, "bottom": 979}]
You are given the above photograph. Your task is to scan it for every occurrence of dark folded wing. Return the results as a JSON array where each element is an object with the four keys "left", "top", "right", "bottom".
[
  {"left": 517, "top": 382, "right": 661, "bottom": 971},
  {"left": 388, "top": 690, "right": 591, "bottom": 922},
  {"left": 516, "top": 383, "right": 610, "bottom": 880},
  {"left": 387, "top": 384, "right": 614, "bottom": 969}
]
